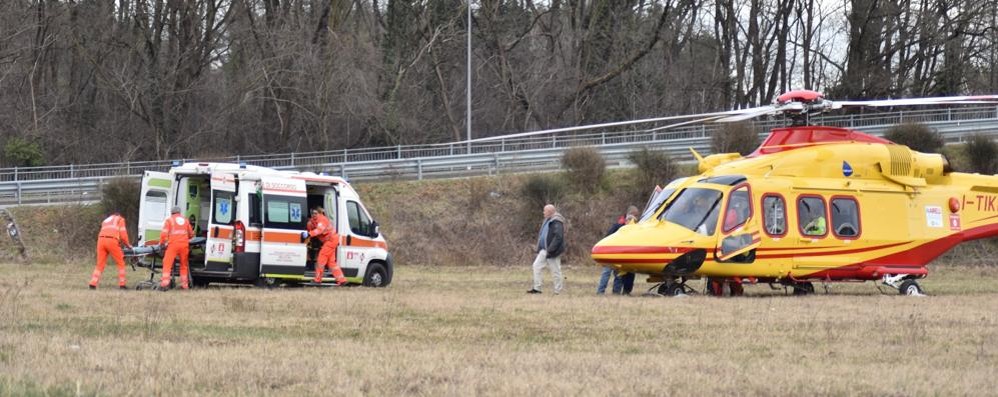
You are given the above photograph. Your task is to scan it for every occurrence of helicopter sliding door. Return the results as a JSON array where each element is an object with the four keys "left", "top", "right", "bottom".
[{"left": 716, "top": 184, "right": 760, "bottom": 262}]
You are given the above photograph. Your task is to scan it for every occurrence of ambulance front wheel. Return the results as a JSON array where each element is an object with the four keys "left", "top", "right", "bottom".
[{"left": 363, "top": 262, "right": 388, "bottom": 287}]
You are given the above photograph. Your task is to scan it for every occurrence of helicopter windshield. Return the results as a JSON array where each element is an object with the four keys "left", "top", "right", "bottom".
[
  {"left": 639, "top": 177, "right": 689, "bottom": 222},
  {"left": 659, "top": 188, "right": 723, "bottom": 236},
  {"left": 640, "top": 187, "right": 677, "bottom": 222}
]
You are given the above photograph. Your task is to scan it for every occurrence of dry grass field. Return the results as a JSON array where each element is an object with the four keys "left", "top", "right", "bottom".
[{"left": 2, "top": 262, "right": 998, "bottom": 396}]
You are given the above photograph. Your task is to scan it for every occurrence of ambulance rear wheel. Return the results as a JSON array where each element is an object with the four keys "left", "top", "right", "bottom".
[
  {"left": 364, "top": 262, "right": 388, "bottom": 288},
  {"left": 898, "top": 279, "right": 923, "bottom": 296},
  {"left": 255, "top": 277, "right": 277, "bottom": 289}
]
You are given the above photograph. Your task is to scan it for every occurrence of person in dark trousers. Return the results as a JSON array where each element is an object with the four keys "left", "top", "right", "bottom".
[
  {"left": 528, "top": 204, "right": 566, "bottom": 294},
  {"left": 597, "top": 206, "right": 639, "bottom": 295}
]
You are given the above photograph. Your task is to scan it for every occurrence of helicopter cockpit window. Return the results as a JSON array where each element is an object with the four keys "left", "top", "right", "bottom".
[
  {"left": 722, "top": 186, "right": 751, "bottom": 232},
  {"left": 660, "top": 188, "right": 723, "bottom": 236},
  {"left": 640, "top": 187, "right": 677, "bottom": 222},
  {"left": 797, "top": 196, "right": 828, "bottom": 237},
  {"left": 762, "top": 195, "right": 787, "bottom": 236},
  {"left": 831, "top": 197, "right": 861, "bottom": 238}
]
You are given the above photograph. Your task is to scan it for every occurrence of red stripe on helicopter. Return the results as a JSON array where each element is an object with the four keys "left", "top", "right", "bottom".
[
  {"left": 969, "top": 214, "right": 998, "bottom": 224},
  {"left": 591, "top": 246, "right": 694, "bottom": 255},
  {"left": 804, "top": 223, "right": 998, "bottom": 279},
  {"left": 754, "top": 241, "right": 912, "bottom": 259}
]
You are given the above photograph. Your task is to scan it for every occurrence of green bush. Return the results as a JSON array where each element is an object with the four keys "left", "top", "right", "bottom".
[
  {"left": 884, "top": 123, "right": 943, "bottom": 153},
  {"left": 561, "top": 146, "right": 605, "bottom": 193},
  {"left": 100, "top": 178, "right": 141, "bottom": 242},
  {"left": 711, "top": 122, "right": 760, "bottom": 155},
  {"left": 3, "top": 137, "right": 45, "bottom": 167},
  {"left": 964, "top": 134, "right": 998, "bottom": 174}
]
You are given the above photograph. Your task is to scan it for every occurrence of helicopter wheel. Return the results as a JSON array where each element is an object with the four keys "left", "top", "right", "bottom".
[
  {"left": 657, "top": 282, "right": 687, "bottom": 297},
  {"left": 792, "top": 282, "right": 814, "bottom": 296},
  {"left": 898, "top": 279, "right": 924, "bottom": 296}
]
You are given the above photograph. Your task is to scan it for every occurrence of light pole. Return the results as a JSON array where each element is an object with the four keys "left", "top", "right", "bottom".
[{"left": 466, "top": 0, "right": 472, "bottom": 154}]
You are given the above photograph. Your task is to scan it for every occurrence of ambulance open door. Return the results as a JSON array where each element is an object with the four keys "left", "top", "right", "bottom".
[
  {"left": 205, "top": 172, "right": 236, "bottom": 269},
  {"left": 258, "top": 176, "right": 309, "bottom": 278},
  {"left": 137, "top": 171, "right": 173, "bottom": 246}
]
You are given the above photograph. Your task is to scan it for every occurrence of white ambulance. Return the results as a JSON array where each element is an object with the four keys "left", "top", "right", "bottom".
[{"left": 136, "top": 162, "right": 393, "bottom": 287}]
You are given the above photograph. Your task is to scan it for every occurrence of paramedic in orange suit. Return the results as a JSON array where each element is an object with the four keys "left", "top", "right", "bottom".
[
  {"left": 306, "top": 207, "right": 346, "bottom": 285},
  {"left": 160, "top": 206, "right": 194, "bottom": 290},
  {"left": 89, "top": 212, "right": 132, "bottom": 289}
]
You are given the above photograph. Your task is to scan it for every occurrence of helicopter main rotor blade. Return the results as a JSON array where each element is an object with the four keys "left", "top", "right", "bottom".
[
  {"left": 835, "top": 95, "right": 998, "bottom": 107},
  {"left": 450, "top": 108, "right": 768, "bottom": 144},
  {"left": 713, "top": 105, "right": 788, "bottom": 122}
]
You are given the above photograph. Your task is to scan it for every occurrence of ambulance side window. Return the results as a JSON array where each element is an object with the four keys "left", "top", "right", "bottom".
[
  {"left": 346, "top": 201, "right": 373, "bottom": 236},
  {"left": 264, "top": 195, "right": 307, "bottom": 230},
  {"left": 212, "top": 190, "right": 235, "bottom": 226}
]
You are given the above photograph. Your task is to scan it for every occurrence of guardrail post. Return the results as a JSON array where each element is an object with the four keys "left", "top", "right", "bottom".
[
  {"left": 449, "top": 144, "right": 454, "bottom": 156},
  {"left": 125, "top": 161, "right": 130, "bottom": 175},
  {"left": 494, "top": 153, "right": 500, "bottom": 175},
  {"left": 340, "top": 164, "right": 347, "bottom": 178},
  {"left": 70, "top": 164, "right": 74, "bottom": 178},
  {"left": 290, "top": 152, "right": 296, "bottom": 167},
  {"left": 16, "top": 182, "right": 21, "bottom": 205},
  {"left": 397, "top": 145, "right": 402, "bottom": 159},
  {"left": 552, "top": 135, "right": 556, "bottom": 148},
  {"left": 948, "top": 108, "right": 952, "bottom": 121},
  {"left": 501, "top": 139, "right": 505, "bottom": 152},
  {"left": 417, "top": 159, "right": 423, "bottom": 180},
  {"left": 343, "top": 148, "right": 347, "bottom": 163},
  {"left": 601, "top": 132, "right": 606, "bottom": 145},
  {"left": 13, "top": 166, "right": 17, "bottom": 182}
]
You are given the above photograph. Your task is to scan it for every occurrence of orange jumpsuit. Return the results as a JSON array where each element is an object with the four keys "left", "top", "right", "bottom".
[
  {"left": 308, "top": 213, "right": 346, "bottom": 284},
  {"left": 89, "top": 214, "right": 131, "bottom": 288},
  {"left": 159, "top": 213, "right": 194, "bottom": 289}
]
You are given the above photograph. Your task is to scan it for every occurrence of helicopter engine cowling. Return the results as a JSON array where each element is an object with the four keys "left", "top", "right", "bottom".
[{"left": 881, "top": 145, "right": 948, "bottom": 185}]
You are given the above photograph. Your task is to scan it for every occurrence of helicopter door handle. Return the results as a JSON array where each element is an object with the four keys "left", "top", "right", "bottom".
[{"left": 798, "top": 238, "right": 815, "bottom": 243}]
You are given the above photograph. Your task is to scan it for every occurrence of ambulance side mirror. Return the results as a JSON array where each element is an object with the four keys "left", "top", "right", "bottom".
[{"left": 372, "top": 221, "right": 380, "bottom": 237}]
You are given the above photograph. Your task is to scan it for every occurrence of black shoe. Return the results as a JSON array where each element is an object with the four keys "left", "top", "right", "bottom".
[
  {"left": 527, "top": 289, "right": 542, "bottom": 294},
  {"left": 88, "top": 285, "right": 96, "bottom": 290},
  {"left": 119, "top": 286, "right": 128, "bottom": 290}
]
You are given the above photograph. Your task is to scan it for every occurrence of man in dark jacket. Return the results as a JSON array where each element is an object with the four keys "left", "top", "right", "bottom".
[{"left": 528, "top": 204, "right": 566, "bottom": 294}]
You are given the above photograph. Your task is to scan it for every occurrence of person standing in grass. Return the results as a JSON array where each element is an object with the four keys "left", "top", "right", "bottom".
[
  {"left": 597, "top": 206, "right": 639, "bottom": 295},
  {"left": 528, "top": 204, "right": 566, "bottom": 295}
]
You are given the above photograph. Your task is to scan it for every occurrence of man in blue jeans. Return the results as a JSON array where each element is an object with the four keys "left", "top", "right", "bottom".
[{"left": 597, "top": 206, "right": 638, "bottom": 295}]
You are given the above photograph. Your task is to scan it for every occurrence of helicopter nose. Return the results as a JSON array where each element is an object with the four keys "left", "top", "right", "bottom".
[{"left": 590, "top": 244, "right": 694, "bottom": 265}]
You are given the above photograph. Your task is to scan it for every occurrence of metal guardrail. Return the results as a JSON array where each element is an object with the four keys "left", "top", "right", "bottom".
[{"left": 2, "top": 106, "right": 998, "bottom": 206}]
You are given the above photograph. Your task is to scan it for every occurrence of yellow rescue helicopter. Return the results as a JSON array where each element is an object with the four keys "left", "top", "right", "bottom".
[{"left": 591, "top": 90, "right": 998, "bottom": 296}]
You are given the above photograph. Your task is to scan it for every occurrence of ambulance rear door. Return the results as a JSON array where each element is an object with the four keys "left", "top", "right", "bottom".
[
  {"left": 138, "top": 171, "right": 173, "bottom": 246},
  {"left": 205, "top": 172, "right": 237, "bottom": 268},
  {"left": 259, "top": 176, "right": 309, "bottom": 277}
]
